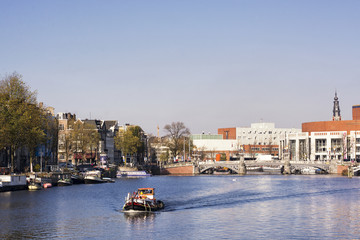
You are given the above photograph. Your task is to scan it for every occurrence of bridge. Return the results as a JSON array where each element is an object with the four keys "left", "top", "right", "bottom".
[{"left": 196, "top": 160, "right": 335, "bottom": 174}]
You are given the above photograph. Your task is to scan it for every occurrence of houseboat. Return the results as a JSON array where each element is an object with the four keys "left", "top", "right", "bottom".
[{"left": 0, "top": 175, "right": 27, "bottom": 192}]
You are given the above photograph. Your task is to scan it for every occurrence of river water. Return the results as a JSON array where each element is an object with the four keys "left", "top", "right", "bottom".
[{"left": 1, "top": 175, "right": 360, "bottom": 239}]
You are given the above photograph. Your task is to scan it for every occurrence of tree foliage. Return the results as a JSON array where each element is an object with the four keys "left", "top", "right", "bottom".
[
  {"left": 0, "top": 72, "right": 48, "bottom": 172},
  {"left": 114, "top": 126, "right": 144, "bottom": 164},
  {"left": 70, "top": 121, "right": 100, "bottom": 163},
  {"left": 164, "top": 122, "right": 190, "bottom": 158}
]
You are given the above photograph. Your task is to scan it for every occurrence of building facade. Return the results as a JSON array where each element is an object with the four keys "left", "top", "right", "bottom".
[
  {"left": 57, "top": 113, "right": 122, "bottom": 166},
  {"left": 288, "top": 94, "right": 360, "bottom": 162},
  {"left": 193, "top": 123, "right": 301, "bottom": 161}
]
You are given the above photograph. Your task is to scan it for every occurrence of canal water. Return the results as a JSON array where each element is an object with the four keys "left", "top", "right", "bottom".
[{"left": 1, "top": 175, "right": 360, "bottom": 239}]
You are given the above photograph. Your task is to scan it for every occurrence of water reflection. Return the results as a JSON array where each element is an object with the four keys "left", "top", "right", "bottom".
[
  {"left": 2, "top": 176, "right": 360, "bottom": 239},
  {"left": 123, "top": 211, "right": 156, "bottom": 224}
]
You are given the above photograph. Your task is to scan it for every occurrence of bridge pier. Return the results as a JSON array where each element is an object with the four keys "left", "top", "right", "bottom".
[
  {"left": 238, "top": 154, "right": 246, "bottom": 175},
  {"left": 348, "top": 165, "right": 354, "bottom": 178},
  {"left": 283, "top": 153, "right": 291, "bottom": 174}
]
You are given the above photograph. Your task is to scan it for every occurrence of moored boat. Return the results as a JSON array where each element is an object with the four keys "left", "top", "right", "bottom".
[
  {"left": 116, "top": 170, "right": 151, "bottom": 178},
  {"left": 28, "top": 182, "right": 42, "bottom": 190},
  {"left": 0, "top": 175, "right": 27, "bottom": 192},
  {"left": 301, "top": 167, "right": 316, "bottom": 175},
  {"left": 84, "top": 170, "right": 106, "bottom": 184},
  {"left": 213, "top": 169, "right": 230, "bottom": 175},
  {"left": 71, "top": 174, "right": 85, "bottom": 184},
  {"left": 103, "top": 177, "right": 115, "bottom": 183},
  {"left": 57, "top": 178, "right": 73, "bottom": 186},
  {"left": 43, "top": 183, "right": 52, "bottom": 188},
  {"left": 123, "top": 188, "right": 164, "bottom": 212}
]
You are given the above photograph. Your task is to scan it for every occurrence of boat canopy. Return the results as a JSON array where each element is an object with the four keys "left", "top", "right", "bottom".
[{"left": 137, "top": 188, "right": 154, "bottom": 195}]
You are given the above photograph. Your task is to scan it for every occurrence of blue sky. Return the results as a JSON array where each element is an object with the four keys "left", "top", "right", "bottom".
[{"left": 1, "top": 1, "right": 359, "bottom": 135}]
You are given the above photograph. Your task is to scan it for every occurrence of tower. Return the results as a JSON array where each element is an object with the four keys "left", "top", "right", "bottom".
[{"left": 332, "top": 91, "right": 341, "bottom": 121}]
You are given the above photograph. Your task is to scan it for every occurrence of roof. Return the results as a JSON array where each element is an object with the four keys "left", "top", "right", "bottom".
[{"left": 104, "top": 120, "right": 117, "bottom": 130}]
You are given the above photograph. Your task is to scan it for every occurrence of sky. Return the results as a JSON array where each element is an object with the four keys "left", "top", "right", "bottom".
[{"left": 1, "top": 0, "right": 359, "bottom": 135}]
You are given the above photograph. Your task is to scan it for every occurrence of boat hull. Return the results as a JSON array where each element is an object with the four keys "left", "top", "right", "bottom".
[
  {"left": 0, "top": 175, "right": 27, "bottom": 192},
  {"left": 71, "top": 175, "right": 85, "bottom": 184},
  {"left": 57, "top": 179, "right": 73, "bottom": 186},
  {"left": 28, "top": 183, "right": 42, "bottom": 190},
  {"left": 84, "top": 176, "right": 106, "bottom": 184},
  {"left": 43, "top": 183, "right": 52, "bottom": 188},
  {"left": 123, "top": 200, "right": 164, "bottom": 212},
  {"left": 116, "top": 171, "right": 151, "bottom": 178}
]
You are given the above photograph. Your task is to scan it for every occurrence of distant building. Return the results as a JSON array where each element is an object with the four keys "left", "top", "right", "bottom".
[
  {"left": 192, "top": 123, "right": 301, "bottom": 161},
  {"left": 103, "top": 121, "right": 121, "bottom": 165},
  {"left": 287, "top": 93, "right": 360, "bottom": 162}
]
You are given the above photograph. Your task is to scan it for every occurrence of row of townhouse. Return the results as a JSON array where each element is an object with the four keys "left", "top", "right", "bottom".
[{"left": 57, "top": 112, "right": 147, "bottom": 166}]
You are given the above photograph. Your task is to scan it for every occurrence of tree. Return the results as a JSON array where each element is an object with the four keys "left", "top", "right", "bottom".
[
  {"left": 114, "top": 126, "right": 144, "bottom": 165},
  {"left": 0, "top": 72, "right": 44, "bottom": 172},
  {"left": 164, "top": 122, "right": 190, "bottom": 158},
  {"left": 22, "top": 103, "right": 47, "bottom": 172},
  {"left": 70, "top": 121, "right": 100, "bottom": 165},
  {"left": 159, "top": 151, "right": 169, "bottom": 167}
]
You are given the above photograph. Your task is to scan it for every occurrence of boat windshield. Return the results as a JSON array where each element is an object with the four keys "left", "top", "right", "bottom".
[{"left": 138, "top": 189, "right": 153, "bottom": 195}]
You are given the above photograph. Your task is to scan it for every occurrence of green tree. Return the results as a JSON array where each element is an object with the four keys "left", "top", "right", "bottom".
[
  {"left": 70, "top": 121, "right": 100, "bottom": 165},
  {"left": 0, "top": 72, "right": 45, "bottom": 172},
  {"left": 159, "top": 151, "right": 169, "bottom": 167},
  {"left": 114, "top": 126, "right": 144, "bottom": 165},
  {"left": 22, "top": 103, "right": 47, "bottom": 172},
  {"left": 164, "top": 122, "right": 190, "bottom": 159}
]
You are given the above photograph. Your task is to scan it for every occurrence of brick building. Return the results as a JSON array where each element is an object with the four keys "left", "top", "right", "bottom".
[{"left": 287, "top": 93, "right": 360, "bottom": 162}]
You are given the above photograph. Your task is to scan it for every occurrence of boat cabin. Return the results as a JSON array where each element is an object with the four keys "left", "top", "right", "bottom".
[{"left": 137, "top": 188, "right": 155, "bottom": 199}]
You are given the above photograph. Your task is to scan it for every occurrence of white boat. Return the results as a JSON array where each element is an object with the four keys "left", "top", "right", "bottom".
[
  {"left": 116, "top": 170, "right": 151, "bottom": 178},
  {"left": 301, "top": 167, "right": 316, "bottom": 175},
  {"left": 28, "top": 182, "right": 42, "bottom": 191},
  {"left": 84, "top": 170, "right": 106, "bottom": 184},
  {"left": 57, "top": 178, "right": 73, "bottom": 186},
  {"left": 0, "top": 175, "right": 27, "bottom": 192},
  {"left": 262, "top": 166, "right": 282, "bottom": 172},
  {"left": 247, "top": 166, "right": 263, "bottom": 172}
]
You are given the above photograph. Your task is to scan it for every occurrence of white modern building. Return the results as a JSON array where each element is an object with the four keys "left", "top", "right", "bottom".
[{"left": 192, "top": 122, "right": 301, "bottom": 161}]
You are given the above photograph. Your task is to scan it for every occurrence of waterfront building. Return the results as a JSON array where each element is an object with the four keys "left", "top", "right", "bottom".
[
  {"left": 287, "top": 93, "right": 360, "bottom": 162},
  {"left": 148, "top": 137, "right": 171, "bottom": 165},
  {"left": 103, "top": 121, "right": 121, "bottom": 165},
  {"left": 192, "top": 123, "right": 301, "bottom": 161},
  {"left": 57, "top": 113, "right": 122, "bottom": 166}
]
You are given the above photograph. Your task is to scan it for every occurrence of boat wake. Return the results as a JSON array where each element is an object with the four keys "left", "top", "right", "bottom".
[{"left": 163, "top": 187, "right": 360, "bottom": 212}]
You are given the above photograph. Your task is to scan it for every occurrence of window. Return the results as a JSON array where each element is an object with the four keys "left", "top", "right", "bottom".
[
  {"left": 331, "top": 139, "right": 342, "bottom": 152},
  {"left": 315, "top": 139, "right": 327, "bottom": 153},
  {"left": 59, "top": 124, "right": 64, "bottom": 131}
]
